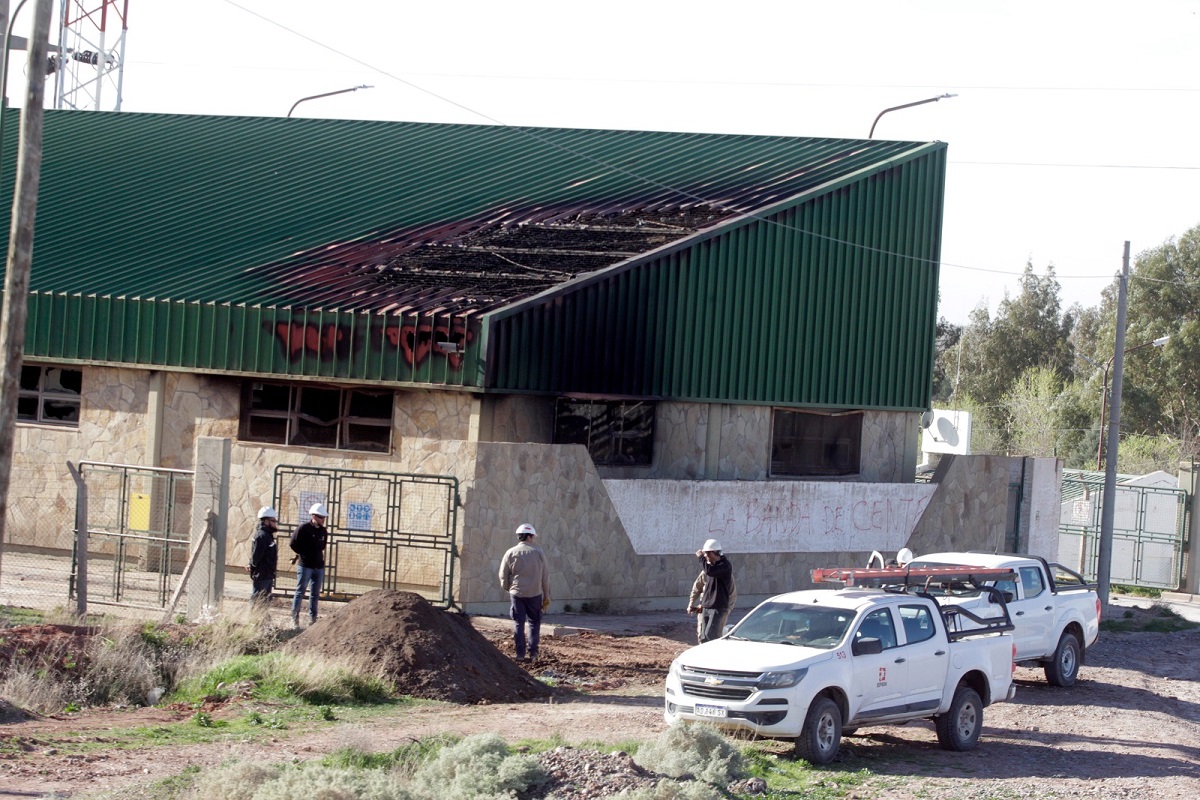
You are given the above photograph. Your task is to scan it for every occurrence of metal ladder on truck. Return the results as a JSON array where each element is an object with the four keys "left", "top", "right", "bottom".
[{"left": 810, "top": 565, "right": 1019, "bottom": 639}]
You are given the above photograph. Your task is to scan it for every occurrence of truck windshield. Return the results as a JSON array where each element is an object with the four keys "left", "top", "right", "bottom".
[{"left": 729, "top": 602, "right": 853, "bottom": 649}]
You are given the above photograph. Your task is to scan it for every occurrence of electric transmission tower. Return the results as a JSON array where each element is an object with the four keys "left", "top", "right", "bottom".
[{"left": 48, "top": 0, "right": 128, "bottom": 111}]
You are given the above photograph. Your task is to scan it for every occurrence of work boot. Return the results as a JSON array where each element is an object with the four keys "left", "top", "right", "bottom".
[{"left": 291, "top": 613, "right": 299, "bottom": 628}]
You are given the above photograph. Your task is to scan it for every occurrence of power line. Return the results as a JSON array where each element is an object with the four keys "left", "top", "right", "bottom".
[{"left": 219, "top": 1, "right": 1199, "bottom": 293}]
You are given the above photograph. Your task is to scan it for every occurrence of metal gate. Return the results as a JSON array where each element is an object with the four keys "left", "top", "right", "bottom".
[
  {"left": 1058, "top": 473, "right": 1189, "bottom": 589},
  {"left": 272, "top": 465, "right": 460, "bottom": 608},
  {"left": 71, "top": 461, "right": 195, "bottom": 610}
]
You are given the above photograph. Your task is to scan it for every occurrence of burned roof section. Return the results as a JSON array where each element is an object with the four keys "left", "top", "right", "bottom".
[{"left": 255, "top": 203, "right": 737, "bottom": 315}]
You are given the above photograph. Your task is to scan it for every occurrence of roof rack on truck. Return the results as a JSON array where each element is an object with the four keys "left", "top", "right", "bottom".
[
  {"left": 811, "top": 565, "right": 1018, "bottom": 637},
  {"left": 811, "top": 565, "right": 1018, "bottom": 588}
]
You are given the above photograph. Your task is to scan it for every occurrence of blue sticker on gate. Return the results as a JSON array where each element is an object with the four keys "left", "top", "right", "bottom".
[{"left": 346, "top": 502, "right": 374, "bottom": 531}]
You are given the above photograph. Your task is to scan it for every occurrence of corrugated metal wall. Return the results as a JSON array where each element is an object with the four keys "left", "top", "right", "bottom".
[
  {"left": 484, "top": 148, "right": 945, "bottom": 410},
  {"left": 23, "top": 296, "right": 484, "bottom": 388}
]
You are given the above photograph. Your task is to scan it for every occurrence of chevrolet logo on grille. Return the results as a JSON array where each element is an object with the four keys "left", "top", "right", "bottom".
[{"left": 704, "top": 677, "right": 724, "bottom": 685}]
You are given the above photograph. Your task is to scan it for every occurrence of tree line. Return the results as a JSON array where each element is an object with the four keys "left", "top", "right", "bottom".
[{"left": 933, "top": 221, "right": 1200, "bottom": 474}]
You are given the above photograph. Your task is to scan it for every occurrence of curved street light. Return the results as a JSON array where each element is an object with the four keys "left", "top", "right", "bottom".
[
  {"left": 868, "top": 93, "right": 957, "bottom": 139},
  {"left": 287, "top": 84, "right": 373, "bottom": 118}
]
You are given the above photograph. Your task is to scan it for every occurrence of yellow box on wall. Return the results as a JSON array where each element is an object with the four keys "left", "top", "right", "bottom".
[{"left": 128, "top": 492, "right": 151, "bottom": 531}]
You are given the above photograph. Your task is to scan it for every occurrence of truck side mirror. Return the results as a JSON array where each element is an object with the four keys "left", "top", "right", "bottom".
[{"left": 852, "top": 637, "right": 883, "bottom": 656}]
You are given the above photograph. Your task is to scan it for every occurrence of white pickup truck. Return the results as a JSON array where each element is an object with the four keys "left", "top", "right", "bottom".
[
  {"left": 664, "top": 571, "right": 1017, "bottom": 764},
  {"left": 907, "top": 552, "right": 1101, "bottom": 687}
]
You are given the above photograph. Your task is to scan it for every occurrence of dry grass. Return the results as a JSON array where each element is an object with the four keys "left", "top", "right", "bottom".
[{"left": 0, "top": 612, "right": 293, "bottom": 714}]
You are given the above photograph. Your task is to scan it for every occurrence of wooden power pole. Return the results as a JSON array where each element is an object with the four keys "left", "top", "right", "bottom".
[{"left": 0, "top": 0, "right": 53, "bottom": 583}]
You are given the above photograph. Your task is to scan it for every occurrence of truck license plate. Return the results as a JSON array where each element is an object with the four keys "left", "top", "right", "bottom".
[{"left": 694, "top": 704, "right": 727, "bottom": 718}]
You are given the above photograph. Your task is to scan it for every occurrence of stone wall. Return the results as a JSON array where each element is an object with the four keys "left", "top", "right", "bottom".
[
  {"left": 459, "top": 443, "right": 940, "bottom": 615},
  {"left": 861, "top": 409, "right": 918, "bottom": 483},
  {"left": 905, "top": 454, "right": 1014, "bottom": 555},
  {"left": 7, "top": 366, "right": 152, "bottom": 551}
]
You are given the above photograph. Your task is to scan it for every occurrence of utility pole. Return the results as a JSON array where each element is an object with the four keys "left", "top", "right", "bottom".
[
  {"left": 1097, "top": 242, "right": 1131, "bottom": 616},
  {"left": 0, "top": 0, "right": 53, "bottom": 583}
]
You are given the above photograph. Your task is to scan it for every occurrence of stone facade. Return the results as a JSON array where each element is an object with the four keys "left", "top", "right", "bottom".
[
  {"left": 905, "top": 454, "right": 1015, "bottom": 555},
  {"left": 8, "top": 362, "right": 1031, "bottom": 615}
]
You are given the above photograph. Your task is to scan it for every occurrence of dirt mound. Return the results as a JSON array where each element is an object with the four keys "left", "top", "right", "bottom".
[
  {"left": 0, "top": 624, "right": 94, "bottom": 676},
  {"left": 285, "top": 590, "right": 553, "bottom": 704}
]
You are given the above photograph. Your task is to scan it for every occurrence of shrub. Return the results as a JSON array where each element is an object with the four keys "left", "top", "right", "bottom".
[
  {"left": 407, "top": 733, "right": 546, "bottom": 800},
  {"left": 632, "top": 724, "right": 745, "bottom": 787},
  {"left": 190, "top": 760, "right": 282, "bottom": 800},
  {"left": 608, "top": 778, "right": 725, "bottom": 800},
  {"left": 245, "top": 764, "right": 410, "bottom": 800}
]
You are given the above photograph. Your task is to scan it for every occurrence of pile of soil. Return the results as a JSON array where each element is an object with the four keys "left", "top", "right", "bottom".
[
  {"left": 0, "top": 624, "right": 94, "bottom": 676},
  {"left": 285, "top": 589, "right": 553, "bottom": 704}
]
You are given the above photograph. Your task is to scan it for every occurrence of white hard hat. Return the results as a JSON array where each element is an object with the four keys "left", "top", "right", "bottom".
[
  {"left": 702, "top": 538, "right": 722, "bottom": 552},
  {"left": 515, "top": 523, "right": 537, "bottom": 537},
  {"left": 257, "top": 506, "right": 277, "bottom": 520},
  {"left": 309, "top": 503, "right": 329, "bottom": 518}
]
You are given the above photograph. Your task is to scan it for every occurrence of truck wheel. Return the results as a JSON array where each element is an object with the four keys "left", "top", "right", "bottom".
[
  {"left": 1044, "top": 631, "right": 1081, "bottom": 687},
  {"left": 935, "top": 685, "right": 983, "bottom": 751},
  {"left": 796, "top": 697, "right": 842, "bottom": 764}
]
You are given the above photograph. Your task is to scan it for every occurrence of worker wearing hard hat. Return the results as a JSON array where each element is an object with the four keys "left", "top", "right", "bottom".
[
  {"left": 693, "top": 538, "right": 735, "bottom": 643},
  {"left": 248, "top": 506, "right": 279, "bottom": 608},
  {"left": 289, "top": 502, "right": 329, "bottom": 627},
  {"left": 498, "top": 523, "right": 551, "bottom": 663}
]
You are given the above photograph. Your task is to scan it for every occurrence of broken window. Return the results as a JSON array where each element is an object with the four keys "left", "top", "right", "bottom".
[
  {"left": 240, "top": 381, "right": 393, "bottom": 453},
  {"left": 770, "top": 409, "right": 862, "bottom": 477},
  {"left": 17, "top": 364, "right": 82, "bottom": 426},
  {"left": 553, "top": 398, "right": 654, "bottom": 466}
]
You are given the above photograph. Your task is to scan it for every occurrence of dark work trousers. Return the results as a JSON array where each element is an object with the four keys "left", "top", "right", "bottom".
[
  {"left": 510, "top": 594, "right": 544, "bottom": 659},
  {"left": 250, "top": 577, "right": 274, "bottom": 606},
  {"left": 700, "top": 607, "right": 731, "bottom": 643}
]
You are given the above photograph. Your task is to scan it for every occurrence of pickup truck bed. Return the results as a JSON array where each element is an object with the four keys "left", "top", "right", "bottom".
[{"left": 908, "top": 552, "right": 1101, "bottom": 687}]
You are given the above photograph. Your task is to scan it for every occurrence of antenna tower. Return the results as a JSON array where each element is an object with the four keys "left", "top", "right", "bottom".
[{"left": 50, "top": 0, "right": 129, "bottom": 111}]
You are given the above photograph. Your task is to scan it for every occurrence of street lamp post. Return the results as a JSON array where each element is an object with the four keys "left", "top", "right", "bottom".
[
  {"left": 287, "top": 85, "right": 373, "bottom": 118},
  {"left": 1095, "top": 335, "right": 1170, "bottom": 470},
  {"left": 868, "top": 93, "right": 957, "bottom": 138}
]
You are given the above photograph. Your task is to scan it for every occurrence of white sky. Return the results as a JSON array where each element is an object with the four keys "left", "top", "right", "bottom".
[{"left": 12, "top": 0, "right": 1200, "bottom": 325}]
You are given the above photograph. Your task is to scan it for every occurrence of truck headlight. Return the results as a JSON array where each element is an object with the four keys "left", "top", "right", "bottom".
[{"left": 758, "top": 668, "right": 807, "bottom": 689}]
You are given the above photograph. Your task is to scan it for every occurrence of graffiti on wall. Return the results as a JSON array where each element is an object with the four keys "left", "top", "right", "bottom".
[
  {"left": 265, "top": 318, "right": 475, "bottom": 370},
  {"left": 603, "top": 479, "right": 937, "bottom": 555}
]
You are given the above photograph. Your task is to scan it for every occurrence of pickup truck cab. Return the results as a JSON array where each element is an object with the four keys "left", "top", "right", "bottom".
[
  {"left": 664, "top": 578, "right": 1017, "bottom": 764},
  {"left": 908, "top": 552, "right": 1101, "bottom": 687}
]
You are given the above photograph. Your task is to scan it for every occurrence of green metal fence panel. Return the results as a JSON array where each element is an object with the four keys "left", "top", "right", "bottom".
[
  {"left": 1058, "top": 474, "right": 1189, "bottom": 589},
  {"left": 72, "top": 462, "right": 195, "bottom": 611},
  {"left": 272, "top": 465, "right": 460, "bottom": 608}
]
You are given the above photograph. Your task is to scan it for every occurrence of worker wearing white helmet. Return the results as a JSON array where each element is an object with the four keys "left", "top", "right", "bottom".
[
  {"left": 693, "top": 537, "right": 735, "bottom": 643},
  {"left": 498, "top": 523, "right": 552, "bottom": 663},
  {"left": 248, "top": 506, "right": 279, "bottom": 608},
  {"left": 289, "top": 502, "right": 329, "bottom": 627}
]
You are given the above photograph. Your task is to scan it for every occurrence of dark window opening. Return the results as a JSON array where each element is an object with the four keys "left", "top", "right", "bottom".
[
  {"left": 554, "top": 399, "right": 654, "bottom": 466},
  {"left": 240, "top": 381, "right": 393, "bottom": 453},
  {"left": 17, "top": 365, "right": 82, "bottom": 426},
  {"left": 771, "top": 409, "right": 862, "bottom": 477}
]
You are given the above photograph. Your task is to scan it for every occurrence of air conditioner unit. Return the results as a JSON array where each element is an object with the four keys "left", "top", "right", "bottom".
[{"left": 920, "top": 409, "right": 972, "bottom": 455}]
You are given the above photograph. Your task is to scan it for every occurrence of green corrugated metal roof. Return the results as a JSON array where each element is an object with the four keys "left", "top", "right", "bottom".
[
  {"left": 6, "top": 110, "right": 929, "bottom": 307},
  {"left": 1, "top": 110, "right": 946, "bottom": 398},
  {"left": 485, "top": 146, "right": 947, "bottom": 409}
]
